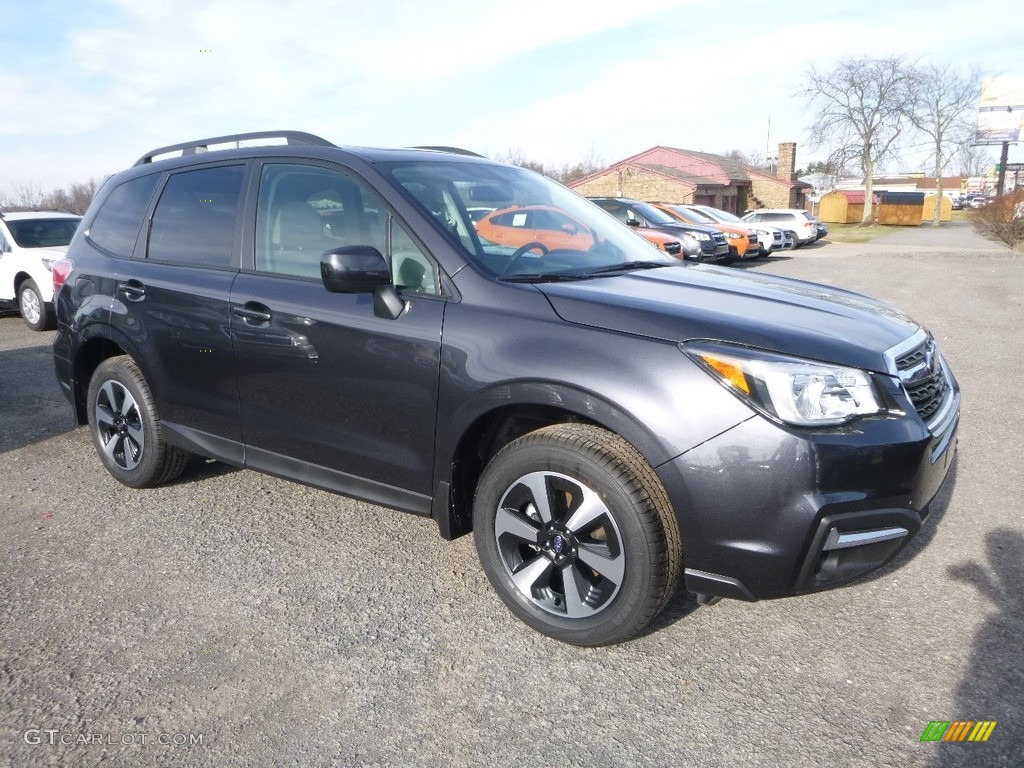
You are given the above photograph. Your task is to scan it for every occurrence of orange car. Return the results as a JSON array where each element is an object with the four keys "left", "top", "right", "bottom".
[
  {"left": 654, "top": 203, "right": 759, "bottom": 260},
  {"left": 475, "top": 205, "right": 684, "bottom": 257}
]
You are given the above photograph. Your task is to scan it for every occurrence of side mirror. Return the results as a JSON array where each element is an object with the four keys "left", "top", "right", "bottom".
[
  {"left": 320, "top": 246, "right": 391, "bottom": 294},
  {"left": 625, "top": 219, "right": 640, "bottom": 228},
  {"left": 320, "top": 245, "right": 407, "bottom": 320}
]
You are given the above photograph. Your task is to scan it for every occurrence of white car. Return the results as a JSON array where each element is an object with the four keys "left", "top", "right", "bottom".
[
  {"left": 0, "top": 211, "right": 82, "bottom": 330},
  {"left": 742, "top": 208, "right": 819, "bottom": 248},
  {"left": 689, "top": 205, "right": 792, "bottom": 256}
]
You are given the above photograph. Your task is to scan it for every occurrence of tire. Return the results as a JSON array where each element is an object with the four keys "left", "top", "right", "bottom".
[
  {"left": 473, "top": 424, "right": 682, "bottom": 646},
  {"left": 787, "top": 231, "right": 801, "bottom": 249},
  {"left": 86, "top": 357, "right": 192, "bottom": 488},
  {"left": 18, "top": 279, "right": 53, "bottom": 331}
]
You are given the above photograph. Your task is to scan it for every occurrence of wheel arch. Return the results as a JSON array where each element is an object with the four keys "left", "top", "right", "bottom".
[
  {"left": 432, "top": 383, "right": 671, "bottom": 541},
  {"left": 69, "top": 337, "right": 130, "bottom": 424}
]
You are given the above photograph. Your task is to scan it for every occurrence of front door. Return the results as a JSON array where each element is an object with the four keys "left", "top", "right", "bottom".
[{"left": 231, "top": 162, "right": 446, "bottom": 512}]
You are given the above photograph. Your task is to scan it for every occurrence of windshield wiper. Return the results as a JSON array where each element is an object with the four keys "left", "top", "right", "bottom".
[
  {"left": 497, "top": 272, "right": 591, "bottom": 283},
  {"left": 581, "top": 261, "right": 672, "bottom": 276}
]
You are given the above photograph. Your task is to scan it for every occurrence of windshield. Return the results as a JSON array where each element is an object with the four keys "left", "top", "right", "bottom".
[
  {"left": 667, "top": 205, "right": 713, "bottom": 224},
  {"left": 5, "top": 217, "right": 81, "bottom": 248},
  {"left": 697, "top": 206, "right": 742, "bottom": 223},
  {"left": 382, "top": 161, "right": 674, "bottom": 279}
]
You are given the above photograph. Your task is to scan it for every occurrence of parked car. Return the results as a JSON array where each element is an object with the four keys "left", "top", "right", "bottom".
[
  {"left": 816, "top": 221, "right": 829, "bottom": 240},
  {"left": 474, "top": 205, "right": 688, "bottom": 258},
  {"left": 688, "top": 204, "right": 790, "bottom": 256},
  {"left": 588, "top": 197, "right": 730, "bottom": 263},
  {"left": 653, "top": 203, "right": 759, "bottom": 262},
  {"left": 742, "top": 209, "right": 819, "bottom": 247},
  {"left": 0, "top": 210, "right": 82, "bottom": 330},
  {"left": 53, "top": 131, "right": 960, "bottom": 646}
]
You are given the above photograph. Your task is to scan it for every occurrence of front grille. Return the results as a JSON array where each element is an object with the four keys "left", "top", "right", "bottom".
[
  {"left": 893, "top": 336, "right": 950, "bottom": 427},
  {"left": 712, "top": 233, "right": 727, "bottom": 245}
]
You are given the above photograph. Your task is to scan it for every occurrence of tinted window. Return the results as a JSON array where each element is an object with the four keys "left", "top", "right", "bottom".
[
  {"left": 5, "top": 218, "right": 80, "bottom": 248},
  {"left": 148, "top": 165, "right": 244, "bottom": 268},
  {"left": 88, "top": 174, "right": 160, "bottom": 257}
]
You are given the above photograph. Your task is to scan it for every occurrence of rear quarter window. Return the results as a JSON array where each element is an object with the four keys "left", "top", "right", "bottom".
[{"left": 87, "top": 174, "right": 160, "bottom": 257}]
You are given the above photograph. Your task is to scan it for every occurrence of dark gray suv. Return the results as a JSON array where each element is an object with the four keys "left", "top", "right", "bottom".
[{"left": 53, "top": 131, "right": 959, "bottom": 646}]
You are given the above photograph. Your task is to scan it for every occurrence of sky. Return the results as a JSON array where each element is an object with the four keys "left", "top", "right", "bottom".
[{"left": 1, "top": 0, "right": 1022, "bottom": 198}]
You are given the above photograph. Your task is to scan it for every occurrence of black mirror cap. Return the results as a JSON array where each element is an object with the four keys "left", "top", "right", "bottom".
[{"left": 321, "top": 246, "right": 391, "bottom": 294}]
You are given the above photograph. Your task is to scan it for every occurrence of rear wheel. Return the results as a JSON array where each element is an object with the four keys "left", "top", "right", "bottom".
[
  {"left": 473, "top": 424, "right": 681, "bottom": 646},
  {"left": 18, "top": 279, "right": 53, "bottom": 331},
  {"left": 87, "top": 357, "right": 192, "bottom": 488}
]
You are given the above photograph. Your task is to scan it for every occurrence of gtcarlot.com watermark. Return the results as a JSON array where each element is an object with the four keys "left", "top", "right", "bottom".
[{"left": 24, "top": 729, "right": 204, "bottom": 747}]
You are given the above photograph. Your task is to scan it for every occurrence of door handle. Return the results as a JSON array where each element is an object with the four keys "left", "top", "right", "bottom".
[
  {"left": 119, "top": 280, "right": 146, "bottom": 300},
  {"left": 232, "top": 303, "right": 272, "bottom": 324}
]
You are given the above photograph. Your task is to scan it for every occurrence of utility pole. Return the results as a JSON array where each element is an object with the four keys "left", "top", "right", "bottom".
[{"left": 996, "top": 141, "right": 1009, "bottom": 197}]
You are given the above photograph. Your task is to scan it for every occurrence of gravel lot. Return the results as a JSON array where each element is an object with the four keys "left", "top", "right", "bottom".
[{"left": 2, "top": 224, "right": 1022, "bottom": 767}]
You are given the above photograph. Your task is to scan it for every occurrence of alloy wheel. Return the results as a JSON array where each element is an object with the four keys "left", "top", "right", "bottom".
[
  {"left": 20, "top": 287, "right": 42, "bottom": 326},
  {"left": 94, "top": 380, "right": 145, "bottom": 471},
  {"left": 493, "top": 470, "right": 625, "bottom": 618}
]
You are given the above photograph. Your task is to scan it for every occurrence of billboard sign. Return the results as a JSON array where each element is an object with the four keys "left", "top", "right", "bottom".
[{"left": 976, "top": 76, "right": 1024, "bottom": 144}]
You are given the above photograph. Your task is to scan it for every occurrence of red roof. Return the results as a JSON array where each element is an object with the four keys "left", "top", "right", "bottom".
[{"left": 838, "top": 190, "right": 867, "bottom": 204}]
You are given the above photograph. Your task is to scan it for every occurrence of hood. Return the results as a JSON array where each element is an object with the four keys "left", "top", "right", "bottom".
[
  {"left": 538, "top": 264, "right": 919, "bottom": 373},
  {"left": 652, "top": 221, "right": 721, "bottom": 237}
]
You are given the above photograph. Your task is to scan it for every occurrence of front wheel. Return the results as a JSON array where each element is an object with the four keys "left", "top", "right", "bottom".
[
  {"left": 473, "top": 424, "right": 682, "bottom": 646},
  {"left": 86, "top": 357, "right": 192, "bottom": 488},
  {"left": 18, "top": 279, "right": 53, "bottom": 331}
]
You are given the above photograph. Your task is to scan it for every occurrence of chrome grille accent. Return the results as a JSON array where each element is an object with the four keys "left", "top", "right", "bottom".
[{"left": 884, "top": 330, "right": 955, "bottom": 433}]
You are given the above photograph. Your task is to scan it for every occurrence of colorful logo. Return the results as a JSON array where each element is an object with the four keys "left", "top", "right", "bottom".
[{"left": 920, "top": 720, "right": 997, "bottom": 743}]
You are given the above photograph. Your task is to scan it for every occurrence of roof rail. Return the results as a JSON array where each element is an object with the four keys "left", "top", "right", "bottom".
[
  {"left": 133, "top": 130, "right": 335, "bottom": 167},
  {"left": 410, "top": 145, "right": 485, "bottom": 158}
]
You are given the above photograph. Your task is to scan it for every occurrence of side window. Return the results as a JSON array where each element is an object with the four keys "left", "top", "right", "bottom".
[
  {"left": 88, "top": 174, "right": 160, "bottom": 257},
  {"left": 256, "top": 164, "right": 440, "bottom": 295},
  {"left": 390, "top": 217, "right": 438, "bottom": 295},
  {"left": 148, "top": 166, "right": 244, "bottom": 268},
  {"left": 489, "top": 211, "right": 520, "bottom": 228},
  {"left": 257, "top": 164, "right": 380, "bottom": 279}
]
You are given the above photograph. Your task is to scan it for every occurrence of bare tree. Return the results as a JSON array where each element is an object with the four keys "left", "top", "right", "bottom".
[
  {"left": 493, "top": 147, "right": 605, "bottom": 186},
  {"left": 907, "top": 64, "right": 981, "bottom": 226},
  {"left": 0, "top": 183, "right": 46, "bottom": 210},
  {"left": 1, "top": 178, "right": 102, "bottom": 215},
  {"left": 802, "top": 55, "right": 916, "bottom": 223},
  {"left": 955, "top": 141, "right": 995, "bottom": 177},
  {"left": 492, "top": 147, "right": 545, "bottom": 175}
]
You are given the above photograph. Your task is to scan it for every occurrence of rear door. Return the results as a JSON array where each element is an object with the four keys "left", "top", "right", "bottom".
[
  {"left": 230, "top": 161, "right": 446, "bottom": 511},
  {"left": 111, "top": 163, "right": 247, "bottom": 458}
]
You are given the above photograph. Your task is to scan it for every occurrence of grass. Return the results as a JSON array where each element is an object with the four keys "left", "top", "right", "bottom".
[
  {"left": 823, "top": 222, "right": 906, "bottom": 243},
  {"left": 824, "top": 209, "right": 973, "bottom": 243}
]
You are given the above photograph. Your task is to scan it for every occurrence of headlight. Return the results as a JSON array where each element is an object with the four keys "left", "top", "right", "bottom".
[
  {"left": 690, "top": 232, "right": 711, "bottom": 241},
  {"left": 683, "top": 342, "right": 885, "bottom": 426}
]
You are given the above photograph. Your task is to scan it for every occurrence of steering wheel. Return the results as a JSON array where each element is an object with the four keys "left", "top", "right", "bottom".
[{"left": 504, "top": 242, "right": 549, "bottom": 274}]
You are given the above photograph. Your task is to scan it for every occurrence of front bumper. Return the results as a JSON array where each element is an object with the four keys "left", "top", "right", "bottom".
[{"left": 655, "top": 390, "right": 959, "bottom": 601}]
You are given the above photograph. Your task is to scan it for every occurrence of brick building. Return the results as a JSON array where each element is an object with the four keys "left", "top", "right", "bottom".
[{"left": 569, "top": 142, "right": 810, "bottom": 213}]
